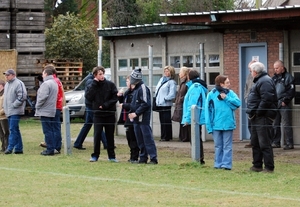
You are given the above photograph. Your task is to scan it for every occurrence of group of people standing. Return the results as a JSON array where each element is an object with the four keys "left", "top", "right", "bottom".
[{"left": 1, "top": 59, "right": 295, "bottom": 173}]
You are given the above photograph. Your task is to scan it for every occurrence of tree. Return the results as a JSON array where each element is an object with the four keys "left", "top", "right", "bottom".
[{"left": 45, "top": 13, "right": 98, "bottom": 74}]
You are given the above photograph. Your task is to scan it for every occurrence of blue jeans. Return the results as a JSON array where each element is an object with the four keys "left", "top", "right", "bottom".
[
  {"left": 41, "top": 116, "right": 56, "bottom": 154},
  {"left": 7, "top": 115, "right": 23, "bottom": 152},
  {"left": 134, "top": 123, "right": 157, "bottom": 162},
  {"left": 53, "top": 109, "right": 62, "bottom": 151},
  {"left": 212, "top": 130, "right": 233, "bottom": 169},
  {"left": 74, "top": 107, "right": 107, "bottom": 148}
]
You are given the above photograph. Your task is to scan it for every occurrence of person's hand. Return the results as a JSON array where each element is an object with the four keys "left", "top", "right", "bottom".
[
  {"left": 128, "top": 113, "right": 137, "bottom": 120},
  {"left": 281, "top": 102, "right": 286, "bottom": 107},
  {"left": 119, "top": 103, "right": 123, "bottom": 109}
]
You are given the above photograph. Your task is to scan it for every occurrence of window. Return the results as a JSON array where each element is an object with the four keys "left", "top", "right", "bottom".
[
  {"left": 208, "top": 54, "right": 220, "bottom": 67},
  {"left": 118, "top": 59, "right": 127, "bottom": 71},
  {"left": 141, "top": 57, "right": 162, "bottom": 70},
  {"left": 183, "top": 56, "right": 193, "bottom": 67},
  {"left": 170, "top": 56, "right": 180, "bottom": 68},
  {"left": 196, "top": 55, "right": 206, "bottom": 67},
  {"left": 208, "top": 72, "right": 219, "bottom": 85},
  {"left": 293, "top": 52, "right": 300, "bottom": 66},
  {"left": 153, "top": 57, "right": 162, "bottom": 70},
  {"left": 119, "top": 76, "right": 127, "bottom": 87},
  {"left": 130, "top": 58, "right": 139, "bottom": 70}
]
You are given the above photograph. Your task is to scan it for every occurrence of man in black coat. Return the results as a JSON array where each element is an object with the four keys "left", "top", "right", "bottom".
[
  {"left": 246, "top": 62, "right": 277, "bottom": 173},
  {"left": 85, "top": 66, "right": 118, "bottom": 162}
]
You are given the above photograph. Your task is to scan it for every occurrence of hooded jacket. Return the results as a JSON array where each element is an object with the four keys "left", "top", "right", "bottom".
[
  {"left": 182, "top": 78, "right": 208, "bottom": 125},
  {"left": 205, "top": 86, "right": 240, "bottom": 134}
]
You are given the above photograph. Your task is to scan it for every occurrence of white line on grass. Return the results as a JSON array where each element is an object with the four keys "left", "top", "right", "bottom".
[{"left": 1, "top": 166, "right": 299, "bottom": 202}]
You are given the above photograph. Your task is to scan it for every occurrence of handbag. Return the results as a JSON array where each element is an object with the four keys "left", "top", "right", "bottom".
[{"left": 152, "top": 80, "right": 169, "bottom": 112}]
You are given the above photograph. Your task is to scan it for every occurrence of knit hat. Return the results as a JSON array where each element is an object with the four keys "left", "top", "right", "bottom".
[{"left": 130, "top": 68, "right": 142, "bottom": 85}]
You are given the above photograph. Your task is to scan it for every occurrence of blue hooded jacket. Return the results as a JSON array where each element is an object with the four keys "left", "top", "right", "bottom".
[
  {"left": 205, "top": 87, "right": 241, "bottom": 134},
  {"left": 181, "top": 78, "right": 207, "bottom": 125}
]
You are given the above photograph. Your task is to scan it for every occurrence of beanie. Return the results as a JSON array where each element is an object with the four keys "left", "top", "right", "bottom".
[{"left": 130, "top": 68, "right": 142, "bottom": 85}]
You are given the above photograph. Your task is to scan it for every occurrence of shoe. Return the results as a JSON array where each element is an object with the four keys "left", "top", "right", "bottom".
[
  {"left": 89, "top": 157, "right": 98, "bottom": 162},
  {"left": 39, "top": 142, "right": 47, "bottom": 148},
  {"left": 283, "top": 145, "right": 294, "bottom": 150},
  {"left": 130, "top": 160, "right": 139, "bottom": 164},
  {"left": 262, "top": 168, "right": 274, "bottom": 173},
  {"left": 159, "top": 139, "right": 170, "bottom": 142},
  {"left": 54, "top": 149, "right": 60, "bottom": 154},
  {"left": 73, "top": 146, "right": 86, "bottom": 150},
  {"left": 250, "top": 166, "right": 263, "bottom": 172},
  {"left": 108, "top": 158, "right": 119, "bottom": 163},
  {"left": 200, "top": 160, "right": 205, "bottom": 165},
  {"left": 222, "top": 168, "right": 231, "bottom": 170},
  {"left": 14, "top": 151, "right": 23, "bottom": 154},
  {"left": 40, "top": 150, "right": 54, "bottom": 156},
  {"left": 271, "top": 143, "right": 281, "bottom": 148},
  {"left": 244, "top": 143, "right": 252, "bottom": 148},
  {"left": 138, "top": 160, "right": 147, "bottom": 164},
  {"left": 4, "top": 150, "right": 12, "bottom": 154},
  {"left": 148, "top": 159, "right": 158, "bottom": 164}
]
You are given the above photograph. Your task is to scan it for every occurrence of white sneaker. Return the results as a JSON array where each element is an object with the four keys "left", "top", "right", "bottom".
[{"left": 108, "top": 158, "right": 119, "bottom": 163}]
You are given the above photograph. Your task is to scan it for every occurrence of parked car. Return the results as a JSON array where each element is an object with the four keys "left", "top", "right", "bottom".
[{"left": 64, "top": 68, "right": 111, "bottom": 119}]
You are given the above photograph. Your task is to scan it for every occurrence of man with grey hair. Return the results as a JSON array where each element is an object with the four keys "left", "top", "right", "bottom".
[{"left": 246, "top": 62, "right": 277, "bottom": 173}]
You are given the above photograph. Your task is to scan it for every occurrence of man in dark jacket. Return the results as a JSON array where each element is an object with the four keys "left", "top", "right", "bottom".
[
  {"left": 73, "top": 73, "right": 107, "bottom": 150},
  {"left": 85, "top": 66, "right": 118, "bottom": 162},
  {"left": 271, "top": 60, "right": 295, "bottom": 150},
  {"left": 128, "top": 69, "right": 158, "bottom": 164},
  {"left": 246, "top": 62, "right": 277, "bottom": 173}
]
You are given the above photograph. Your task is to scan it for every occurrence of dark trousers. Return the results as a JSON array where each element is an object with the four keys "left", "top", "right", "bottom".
[
  {"left": 74, "top": 107, "right": 107, "bottom": 148},
  {"left": 0, "top": 118, "right": 9, "bottom": 151},
  {"left": 158, "top": 106, "right": 172, "bottom": 140},
  {"left": 250, "top": 116, "right": 274, "bottom": 171},
  {"left": 41, "top": 116, "right": 56, "bottom": 154},
  {"left": 125, "top": 125, "right": 139, "bottom": 161},
  {"left": 53, "top": 109, "right": 62, "bottom": 151},
  {"left": 179, "top": 123, "right": 190, "bottom": 142},
  {"left": 133, "top": 123, "right": 157, "bottom": 162},
  {"left": 272, "top": 105, "right": 294, "bottom": 146},
  {"left": 92, "top": 115, "right": 115, "bottom": 159}
]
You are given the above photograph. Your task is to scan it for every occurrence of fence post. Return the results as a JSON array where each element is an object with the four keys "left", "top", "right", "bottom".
[
  {"left": 62, "top": 106, "right": 72, "bottom": 155},
  {"left": 191, "top": 105, "right": 200, "bottom": 161}
]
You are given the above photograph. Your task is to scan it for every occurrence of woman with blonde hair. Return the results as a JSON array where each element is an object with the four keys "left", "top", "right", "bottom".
[
  {"left": 154, "top": 66, "right": 177, "bottom": 141},
  {"left": 172, "top": 67, "right": 190, "bottom": 142}
]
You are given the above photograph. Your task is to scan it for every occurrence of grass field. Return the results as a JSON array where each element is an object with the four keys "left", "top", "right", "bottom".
[{"left": 0, "top": 118, "right": 299, "bottom": 207}]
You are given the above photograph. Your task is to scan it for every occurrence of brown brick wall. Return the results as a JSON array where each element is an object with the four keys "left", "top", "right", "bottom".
[{"left": 223, "top": 29, "right": 284, "bottom": 141}]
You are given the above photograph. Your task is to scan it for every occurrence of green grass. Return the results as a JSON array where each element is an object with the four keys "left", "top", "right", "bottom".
[{"left": 0, "top": 118, "right": 299, "bottom": 206}]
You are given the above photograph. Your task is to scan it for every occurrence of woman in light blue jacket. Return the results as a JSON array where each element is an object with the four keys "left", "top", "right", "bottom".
[
  {"left": 205, "top": 75, "right": 240, "bottom": 170},
  {"left": 182, "top": 69, "right": 207, "bottom": 164},
  {"left": 154, "top": 66, "right": 177, "bottom": 141}
]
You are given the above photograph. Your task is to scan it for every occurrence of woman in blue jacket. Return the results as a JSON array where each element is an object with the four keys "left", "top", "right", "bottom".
[
  {"left": 182, "top": 69, "right": 207, "bottom": 164},
  {"left": 205, "top": 75, "right": 240, "bottom": 170}
]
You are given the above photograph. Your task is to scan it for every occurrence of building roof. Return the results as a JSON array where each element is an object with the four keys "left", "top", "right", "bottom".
[{"left": 98, "top": 5, "right": 300, "bottom": 39}]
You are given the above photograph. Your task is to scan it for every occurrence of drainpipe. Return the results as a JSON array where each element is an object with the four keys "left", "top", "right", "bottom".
[
  {"left": 279, "top": 43, "right": 283, "bottom": 61},
  {"left": 149, "top": 45, "right": 153, "bottom": 129},
  {"left": 199, "top": 43, "right": 205, "bottom": 80}
]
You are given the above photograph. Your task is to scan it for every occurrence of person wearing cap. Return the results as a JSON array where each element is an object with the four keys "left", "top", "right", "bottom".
[
  {"left": 128, "top": 68, "right": 158, "bottom": 164},
  {"left": 154, "top": 66, "right": 177, "bottom": 141},
  {"left": 3, "top": 69, "right": 27, "bottom": 154},
  {"left": 85, "top": 66, "right": 119, "bottom": 162}
]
